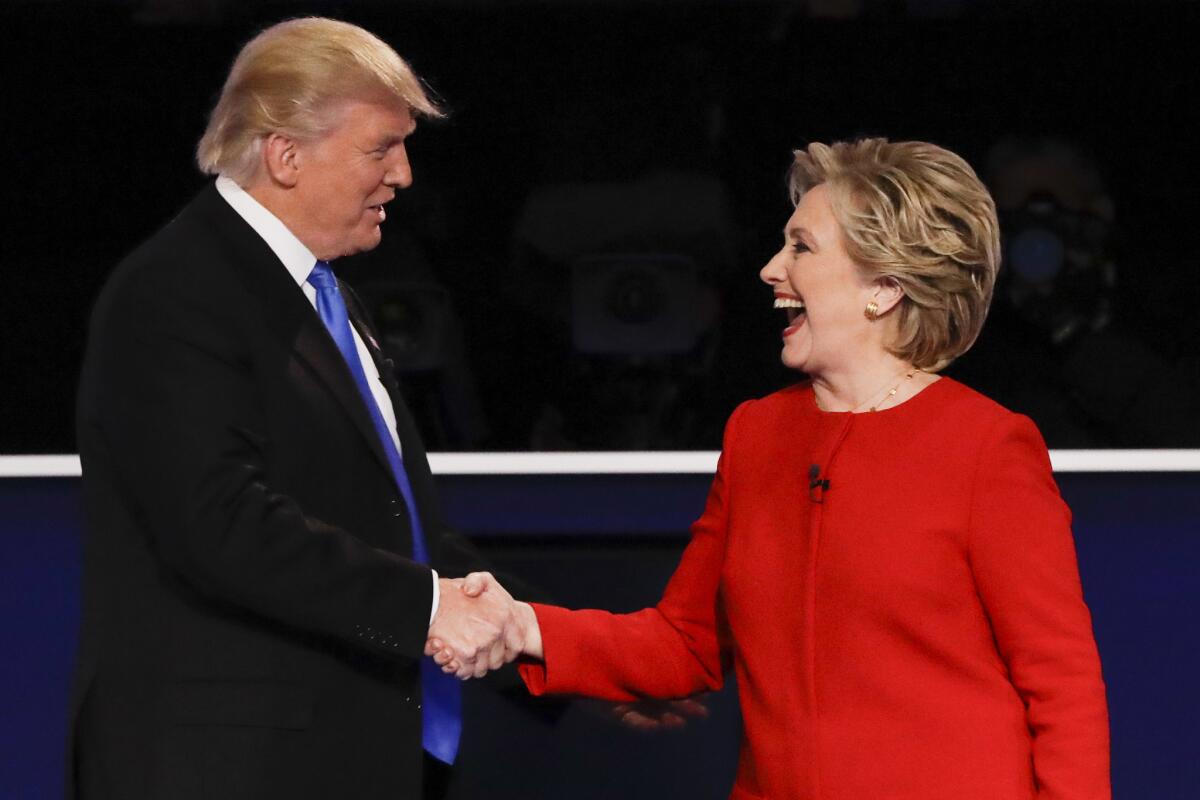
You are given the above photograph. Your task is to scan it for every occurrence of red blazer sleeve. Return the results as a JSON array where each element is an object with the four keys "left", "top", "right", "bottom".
[
  {"left": 518, "top": 403, "right": 749, "bottom": 701},
  {"left": 968, "top": 413, "right": 1111, "bottom": 799}
]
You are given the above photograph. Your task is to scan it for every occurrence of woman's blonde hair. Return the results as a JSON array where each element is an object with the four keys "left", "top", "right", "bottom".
[
  {"left": 789, "top": 138, "right": 1001, "bottom": 371},
  {"left": 196, "top": 17, "right": 443, "bottom": 184}
]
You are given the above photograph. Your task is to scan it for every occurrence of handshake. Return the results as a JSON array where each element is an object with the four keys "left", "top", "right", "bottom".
[
  {"left": 425, "top": 572, "right": 543, "bottom": 679},
  {"left": 425, "top": 572, "right": 711, "bottom": 731}
]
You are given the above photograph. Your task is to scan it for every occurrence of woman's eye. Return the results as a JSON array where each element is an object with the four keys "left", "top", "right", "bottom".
[{"left": 792, "top": 241, "right": 809, "bottom": 254}]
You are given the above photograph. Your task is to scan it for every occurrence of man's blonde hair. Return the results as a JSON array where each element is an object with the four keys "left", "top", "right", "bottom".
[
  {"left": 789, "top": 138, "right": 1001, "bottom": 372},
  {"left": 196, "top": 17, "right": 443, "bottom": 184}
]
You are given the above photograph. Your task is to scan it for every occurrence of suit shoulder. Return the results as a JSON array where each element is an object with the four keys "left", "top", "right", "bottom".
[
  {"left": 122, "top": 193, "right": 223, "bottom": 279},
  {"left": 92, "top": 190, "right": 234, "bottom": 317},
  {"left": 744, "top": 382, "right": 813, "bottom": 416},
  {"left": 931, "top": 377, "right": 1031, "bottom": 433},
  {"left": 723, "top": 382, "right": 813, "bottom": 436},
  {"left": 926, "top": 379, "right": 1053, "bottom": 479}
]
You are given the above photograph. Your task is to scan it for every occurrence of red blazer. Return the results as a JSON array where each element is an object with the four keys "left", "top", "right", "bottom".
[{"left": 521, "top": 379, "right": 1110, "bottom": 800}]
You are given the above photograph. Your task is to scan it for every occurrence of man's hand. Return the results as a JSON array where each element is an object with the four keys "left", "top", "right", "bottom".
[
  {"left": 425, "top": 572, "right": 523, "bottom": 679},
  {"left": 425, "top": 572, "right": 542, "bottom": 679}
]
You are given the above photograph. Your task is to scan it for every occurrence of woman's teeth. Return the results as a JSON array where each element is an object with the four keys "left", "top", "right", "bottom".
[{"left": 774, "top": 297, "right": 806, "bottom": 325}]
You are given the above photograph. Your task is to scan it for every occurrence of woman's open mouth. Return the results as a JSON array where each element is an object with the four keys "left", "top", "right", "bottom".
[{"left": 774, "top": 293, "right": 806, "bottom": 337}]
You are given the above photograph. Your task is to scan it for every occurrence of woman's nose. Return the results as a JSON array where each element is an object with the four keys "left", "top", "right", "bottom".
[{"left": 760, "top": 250, "right": 785, "bottom": 285}]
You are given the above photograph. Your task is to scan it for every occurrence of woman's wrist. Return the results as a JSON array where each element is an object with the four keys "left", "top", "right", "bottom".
[{"left": 516, "top": 601, "right": 543, "bottom": 660}]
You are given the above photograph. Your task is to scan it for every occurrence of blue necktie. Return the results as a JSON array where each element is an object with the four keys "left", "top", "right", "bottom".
[{"left": 308, "top": 260, "right": 462, "bottom": 765}]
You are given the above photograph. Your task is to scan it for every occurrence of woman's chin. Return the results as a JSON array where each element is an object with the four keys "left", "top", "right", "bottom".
[{"left": 780, "top": 351, "right": 810, "bottom": 373}]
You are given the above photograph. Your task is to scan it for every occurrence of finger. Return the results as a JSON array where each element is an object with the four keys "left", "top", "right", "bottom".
[
  {"left": 660, "top": 713, "right": 686, "bottom": 728},
  {"left": 487, "top": 638, "right": 506, "bottom": 671},
  {"left": 433, "top": 649, "right": 453, "bottom": 666},
  {"left": 443, "top": 660, "right": 461, "bottom": 674},
  {"left": 425, "top": 638, "right": 444, "bottom": 657},
  {"left": 621, "top": 710, "right": 658, "bottom": 731},
  {"left": 462, "top": 572, "right": 491, "bottom": 597},
  {"left": 671, "top": 698, "right": 710, "bottom": 718}
]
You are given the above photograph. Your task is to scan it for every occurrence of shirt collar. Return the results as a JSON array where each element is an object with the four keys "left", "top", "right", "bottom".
[{"left": 215, "top": 175, "right": 319, "bottom": 288}]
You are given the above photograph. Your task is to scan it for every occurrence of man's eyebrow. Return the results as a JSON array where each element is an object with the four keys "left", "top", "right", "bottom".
[{"left": 377, "top": 125, "right": 416, "bottom": 147}]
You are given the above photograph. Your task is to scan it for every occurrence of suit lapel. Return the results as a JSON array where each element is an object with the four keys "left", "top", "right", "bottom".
[
  {"left": 344, "top": 294, "right": 441, "bottom": 536},
  {"left": 345, "top": 297, "right": 423, "bottom": 464},
  {"left": 292, "top": 316, "right": 395, "bottom": 479},
  {"left": 191, "top": 185, "right": 395, "bottom": 482}
]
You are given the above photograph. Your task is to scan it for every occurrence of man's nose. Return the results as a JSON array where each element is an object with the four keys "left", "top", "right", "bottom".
[{"left": 386, "top": 147, "right": 413, "bottom": 188}]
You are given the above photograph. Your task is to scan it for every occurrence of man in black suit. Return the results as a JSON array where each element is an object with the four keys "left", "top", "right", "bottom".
[{"left": 67, "top": 17, "right": 532, "bottom": 800}]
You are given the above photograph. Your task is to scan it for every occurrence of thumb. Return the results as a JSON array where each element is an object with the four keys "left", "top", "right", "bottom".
[{"left": 462, "top": 573, "right": 488, "bottom": 597}]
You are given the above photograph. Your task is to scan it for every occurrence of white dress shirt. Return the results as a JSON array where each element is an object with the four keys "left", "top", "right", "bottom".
[{"left": 215, "top": 176, "right": 439, "bottom": 623}]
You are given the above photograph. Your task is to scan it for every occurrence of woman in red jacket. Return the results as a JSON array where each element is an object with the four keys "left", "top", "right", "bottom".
[{"left": 433, "top": 138, "right": 1111, "bottom": 799}]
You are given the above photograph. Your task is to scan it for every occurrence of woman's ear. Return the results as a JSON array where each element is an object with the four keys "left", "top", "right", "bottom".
[{"left": 872, "top": 276, "right": 905, "bottom": 316}]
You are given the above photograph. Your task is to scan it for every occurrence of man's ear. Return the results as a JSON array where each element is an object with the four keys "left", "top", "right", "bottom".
[
  {"left": 262, "top": 133, "right": 301, "bottom": 188},
  {"left": 873, "top": 276, "right": 905, "bottom": 316}
]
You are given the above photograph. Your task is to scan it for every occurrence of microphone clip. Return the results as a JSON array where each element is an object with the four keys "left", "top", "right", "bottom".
[{"left": 808, "top": 464, "right": 830, "bottom": 503}]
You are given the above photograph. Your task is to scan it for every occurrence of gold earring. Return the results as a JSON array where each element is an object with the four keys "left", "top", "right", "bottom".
[{"left": 864, "top": 301, "right": 879, "bottom": 320}]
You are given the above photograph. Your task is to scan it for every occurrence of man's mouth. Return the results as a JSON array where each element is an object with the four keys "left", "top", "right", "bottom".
[
  {"left": 774, "top": 293, "right": 806, "bottom": 336},
  {"left": 368, "top": 204, "right": 386, "bottom": 221}
]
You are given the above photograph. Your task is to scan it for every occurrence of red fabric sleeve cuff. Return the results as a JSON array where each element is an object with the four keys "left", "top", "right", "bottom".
[{"left": 516, "top": 602, "right": 580, "bottom": 696}]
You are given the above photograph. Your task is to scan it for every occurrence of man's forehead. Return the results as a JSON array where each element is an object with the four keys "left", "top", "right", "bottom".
[{"left": 330, "top": 95, "right": 414, "bottom": 128}]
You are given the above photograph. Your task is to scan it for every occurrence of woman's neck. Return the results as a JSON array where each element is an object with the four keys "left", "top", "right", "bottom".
[{"left": 810, "top": 356, "right": 932, "bottom": 413}]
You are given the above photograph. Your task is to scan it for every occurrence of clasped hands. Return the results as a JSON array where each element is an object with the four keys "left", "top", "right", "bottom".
[
  {"left": 425, "top": 572, "right": 542, "bottom": 680},
  {"left": 426, "top": 574, "right": 711, "bottom": 731}
]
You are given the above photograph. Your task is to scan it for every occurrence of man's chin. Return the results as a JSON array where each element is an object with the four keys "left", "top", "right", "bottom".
[{"left": 343, "top": 229, "right": 384, "bottom": 257}]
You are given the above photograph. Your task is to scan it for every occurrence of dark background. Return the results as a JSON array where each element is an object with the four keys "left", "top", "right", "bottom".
[{"left": 4, "top": 0, "right": 1198, "bottom": 453}]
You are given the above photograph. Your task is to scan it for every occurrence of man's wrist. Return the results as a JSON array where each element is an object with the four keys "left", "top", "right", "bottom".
[{"left": 429, "top": 568, "right": 440, "bottom": 627}]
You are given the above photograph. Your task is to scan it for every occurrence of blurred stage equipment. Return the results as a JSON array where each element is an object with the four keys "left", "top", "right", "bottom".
[
  {"left": 360, "top": 281, "right": 454, "bottom": 374},
  {"left": 509, "top": 171, "right": 733, "bottom": 449},
  {"left": 356, "top": 278, "right": 489, "bottom": 449},
  {"left": 972, "top": 136, "right": 1200, "bottom": 447},
  {"left": 571, "top": 254, "right": 704, "bottom": 356},
  {"left": 989, "top": 138, "right": 1117, "bottom": 349},
  {"left": 1001, "top": 191, "right": 1116, "bottom": 346}
]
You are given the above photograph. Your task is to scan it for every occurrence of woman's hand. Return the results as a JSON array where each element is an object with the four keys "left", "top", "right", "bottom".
[
  {"left": 425, "top": 572, "right": 543, "bottom": 679},
  {"left": 610, "top": 697, "right": 710, "bottom": 732}
]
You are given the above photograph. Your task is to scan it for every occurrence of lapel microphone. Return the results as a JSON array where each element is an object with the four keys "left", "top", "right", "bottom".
[{"left": 809, "top": 463, "right": 830, "bottom": 503}]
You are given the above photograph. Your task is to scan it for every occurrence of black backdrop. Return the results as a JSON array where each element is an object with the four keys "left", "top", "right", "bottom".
[{"left": 5, "top": 0, "right": 1199, "bottom": 452}]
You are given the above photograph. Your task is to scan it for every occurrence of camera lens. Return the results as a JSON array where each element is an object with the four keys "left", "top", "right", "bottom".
[{"left": 604, "top": 267, "right": 666, "bottom": 325}]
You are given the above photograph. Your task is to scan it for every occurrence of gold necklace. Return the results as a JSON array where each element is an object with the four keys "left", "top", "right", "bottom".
[{"left": 852, "top": 368, "right": 919, "bottom": 413}]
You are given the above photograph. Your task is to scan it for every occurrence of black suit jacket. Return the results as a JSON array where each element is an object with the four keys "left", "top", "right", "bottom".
[{"left": 69, "top": 184, "right": 490, "bottom": 800}]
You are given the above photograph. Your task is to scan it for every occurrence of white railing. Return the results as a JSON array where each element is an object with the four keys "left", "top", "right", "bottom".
[{"left": 2, "top": 450, "right": 1200, "bottom": 478}]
